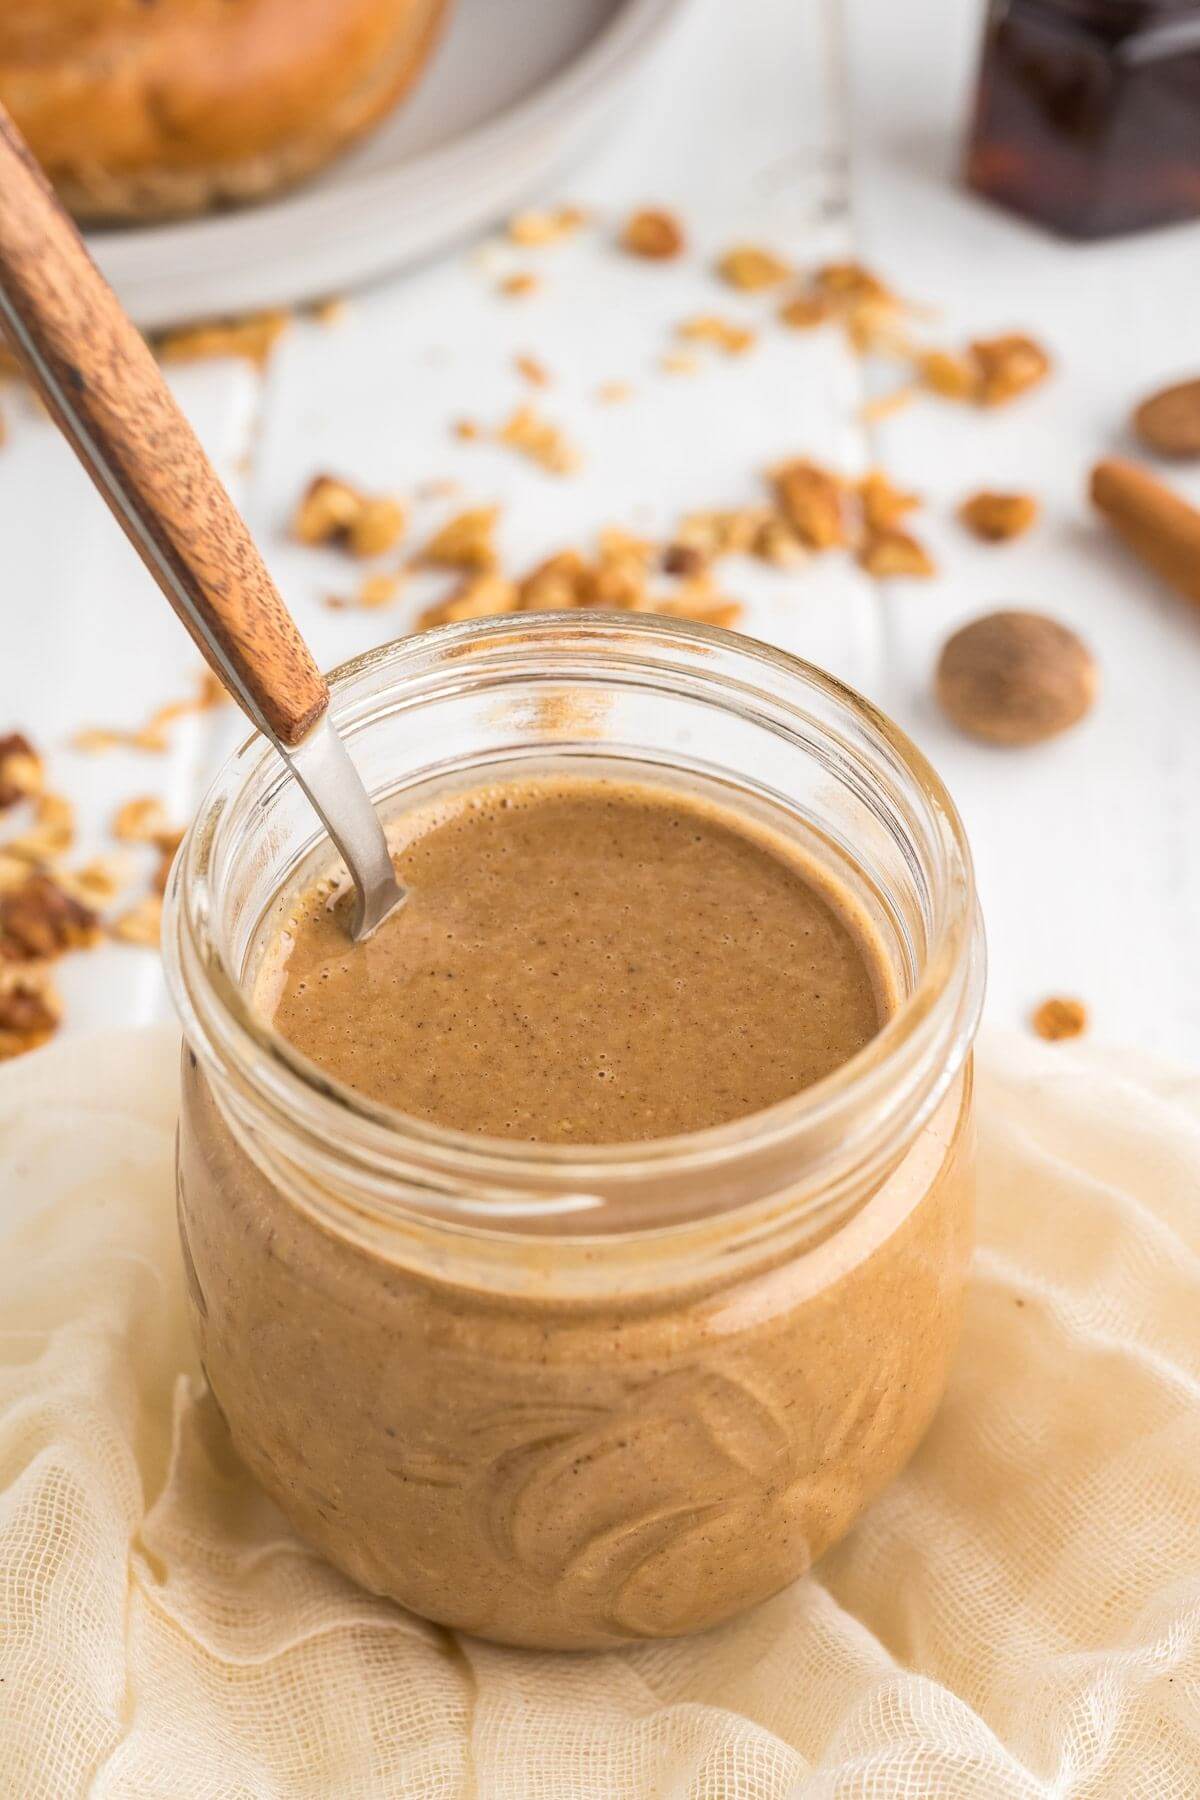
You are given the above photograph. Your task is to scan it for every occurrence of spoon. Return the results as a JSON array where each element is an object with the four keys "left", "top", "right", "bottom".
[{"left": 0, "top": 106, "right": 405, "bottom": 943}]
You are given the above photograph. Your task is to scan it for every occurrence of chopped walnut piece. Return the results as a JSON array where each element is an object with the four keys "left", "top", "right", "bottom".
[
  {"left": 499, "top": 273, "right": 540, "bottom": 299},
  {"left": 112, "top": 796, "right": 172, "bottom": 843},
  {"left": 154, "top": 309, "right": 290, "bottom": 369},
  {"left": 111, "top": 895, "right": 164, "bottom": 948},
  {"left": 919, "top": 348, "right": 981, "bottom": 402},
  {"left": 291, "top": 476, "right": 405, "bottom": 557},
  {"left": 496, "top": 405, "right": 581, "bottom": 475},
  {"left": 60, "top": 855, "right": 135, "bottom": 908},
  {"left": 0, "top": 733, "right": 43, "bottom": 811},
  {"left": 348, "top": 497, "right": 407, "bottom": 558},
  {"left": 0, "top": 965, "right": 61, "bottom": 1058},
  {"left": 519, "top": 550, "right": 591, "bottom": 611},
  {"left": 717, "top": 245, "right": 792, "bottom": 291},
  {"left": 676, "top": 507, "right": 772, "bottom": 558},
  {"left": 858, "top": 471, "right": 922, "bottom": 533},
  {"left": 506, "top": 206, "right": 587, "bottom": 247},
  {"left": 771, "top": 459, "right": 847, "bottom": 550},
  {"left": 514, "top": 353, "right": 551, "bottom": 388},
  {"left": 662, "top": 543, "right": 708, "bottom": 578},
  {"left": 1031, "top": 996, "right": 1088, "bottom": 1042},
  {"left": 858, "top": 527, "right": 936, "bottom": 578},
  {"left": 597, "top": 526, "right": 655, "bottom": 569},
  {"left": 292, "top": 475, "right": 362, "bottom": 545},
  {"left": 0, "top": 873, "right": 98, "bottom": 962},
  {"left": 752, "top": 515, "right": 808, "bottom": 567},
  {"left": 417, "top": 506, "right": 499, "bottom": 571},
  {"left": 971, "top": 333, "right": 1051, "bottom": 407},
  {"left": 418, "top": 573, "right": 519, "bottom": 630},
  {"left": 620, "top": 209, "right": 686, "bottom": 260},
  {"left": 959, "top": 490, "right": 1040, "bottom": 542},
  {"left": 6, "top": 792, "right": 74, "bottom": 865},
  {"left": 813, "top": 262, "right": 896, "bottom": 306},
  {"left": 677, "top": 316, "right": 757, "bottom": 357},
  {"left": 778, "top": 293, "right": 834, "bottom": 330}
]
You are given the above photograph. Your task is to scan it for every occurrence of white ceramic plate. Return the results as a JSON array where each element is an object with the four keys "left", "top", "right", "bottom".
[{"left": 84, "top": 0, "right": 689, "bottom": 330}]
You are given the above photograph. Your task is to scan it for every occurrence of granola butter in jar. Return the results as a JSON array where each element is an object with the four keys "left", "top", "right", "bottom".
[{"left": 166, "top": 617, "right": 984, "bottom": 1651}]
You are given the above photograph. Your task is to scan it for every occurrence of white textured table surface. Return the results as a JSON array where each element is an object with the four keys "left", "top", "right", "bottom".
[{"left": 3, "top": 0, "right": 1199, "bottom": 1059}]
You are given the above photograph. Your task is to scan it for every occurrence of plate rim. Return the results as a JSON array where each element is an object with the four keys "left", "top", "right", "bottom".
[{"left": 87, "top": 0, "right": 692, "bottom": 288}]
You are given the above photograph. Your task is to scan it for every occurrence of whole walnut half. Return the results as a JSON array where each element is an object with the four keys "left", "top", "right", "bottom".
[{"left": 935, "top": 610, "right": 1097, "bottom": 746}]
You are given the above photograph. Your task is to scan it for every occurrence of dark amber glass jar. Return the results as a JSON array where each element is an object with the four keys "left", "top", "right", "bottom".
[{"left": 967, "top": 0, "right": 1200, "bottom": 237}]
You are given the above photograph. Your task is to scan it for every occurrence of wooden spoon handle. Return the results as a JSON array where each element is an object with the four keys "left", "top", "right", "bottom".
[{"left": 0, "top": 105, "right": 328, "bottom": 747}]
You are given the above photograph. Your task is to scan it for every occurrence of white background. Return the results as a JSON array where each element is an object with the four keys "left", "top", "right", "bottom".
[{"left": 2, "top": 0, "right": 1199, "bottom": 1058}]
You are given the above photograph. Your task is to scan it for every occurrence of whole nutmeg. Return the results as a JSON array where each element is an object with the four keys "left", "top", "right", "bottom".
[{"left": 935, "top": 610, "right": 1097, "bottom": 746}]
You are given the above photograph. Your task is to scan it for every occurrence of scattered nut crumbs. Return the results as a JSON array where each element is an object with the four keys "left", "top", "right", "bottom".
[
  {"left": 499, "top": 273, "right": 540, "bottom": 299},
  {"left": 0, "top": 871, "right": 98, "bottom": 962},
  {"left": 416, "top": 525, "right": 744, "bottom": 633},
  {"left": 417, "top": 506, "right": 499, "bottom": 571},
  {"left": 496, "top": 405, "right": 581, "bottom": 475},
  {"left": 596, "top": 382, "right": 632, "bottom": 404},
  {"left": 1031, "top": 997, "right": 1088, "bottom": 1042},
  {"left": 61, "top": 855, "right": 135, "bottom": 908},
  {"left": 506, "top": 206, "right": 587, "bottom": 247},
  {"left": 0, "top": 734, "right": 43, "bottom": 811},
  {"left": 112, "top": 796, "right": 176, "bottom": 845},
  {"left": 959, "top": 491, "right": 1039, "bottom": 542},
  {"left": 771, "top": 459, "right": 847, "bottom": 549},
  {"left": 858, "top": 471, "right": 922, "bottom": 532},
  {"left": 619, "top": 209, "right": 686, "bottom": 260},
  {"left": 858, "top": 527, "right": 936, "bottom": 578},
  {"left": 677, "top": 316, "right": 757, "bottom": 357},
  {"left": 778, "top": 293, "right": 834, "bottom": 331},
  {"left": 453, "top": 419, "right": 483, "bottom": 441},
  {"left": 111, "top": 896, "right": 164, "bottom": 948},
  {"left": 717, "top": 246, "right": 792, "bottom": 292},
  {"left": 291, "top": 475, "right": 406, "bottom": 557},
  {"left": 660, "top": 351, "right": 700, "bottom": 376},
  {"left": 0, "top": 966, "right": 61, "bottom": 1059},
  {"left": 971, "top": 334, "right": 1051, "bottom": 407},
  {"left": 328, "top": 573, "right": 404, "bottom": 610},
  {"left": 514, "top": 353, "right": 551, "bottom": 388},
  {"left": 153, "top": 309, "right": 291, "bottom": 369},
  {"left": 72, "top": 671, "right": 227, "bottom": 755},
  {"left": 5, "top": 792, "right": 75, "bottom": 864},
  {"left": 919, "top": 349, "right": 980, "bottom": 401}
]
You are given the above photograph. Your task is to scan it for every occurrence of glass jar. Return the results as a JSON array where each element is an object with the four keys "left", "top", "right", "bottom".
[
  {"left": 164, "top": 615, "right": 985, "bottom": 1651},
  {"left": 967, "top": 0, "right": 1200, "bottom": 237}
]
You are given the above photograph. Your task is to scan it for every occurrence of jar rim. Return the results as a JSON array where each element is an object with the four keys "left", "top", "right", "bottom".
[{"left": 164, "top": 613, "right": 984, "bottom": 1226}]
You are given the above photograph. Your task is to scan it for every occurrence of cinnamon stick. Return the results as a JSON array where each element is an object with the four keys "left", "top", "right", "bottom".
[{"left": 1090, "top": 457, "right": 1200, "bottom": 606}]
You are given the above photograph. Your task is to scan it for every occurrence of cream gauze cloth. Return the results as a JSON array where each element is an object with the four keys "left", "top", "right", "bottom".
[{"left": 2, "top": 1025, "right": 1200, "bottom": 1799}]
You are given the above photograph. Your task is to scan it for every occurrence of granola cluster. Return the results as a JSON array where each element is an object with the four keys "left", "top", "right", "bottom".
[{"left": 0, "top": 713, "right": 194, "bottom": 1057}]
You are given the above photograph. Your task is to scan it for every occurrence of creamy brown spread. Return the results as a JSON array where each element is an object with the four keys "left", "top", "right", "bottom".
[
  {"left": 177, "top": 769, "right": 974, "bottom": 1649},
  {"left": 260, "top": 776, "right": 889, "bottom": 1141}
]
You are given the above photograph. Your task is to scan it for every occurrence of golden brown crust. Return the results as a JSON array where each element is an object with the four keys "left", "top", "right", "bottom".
[{"left": 0, "top": 0, "right": 452, "bottom": 221}]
